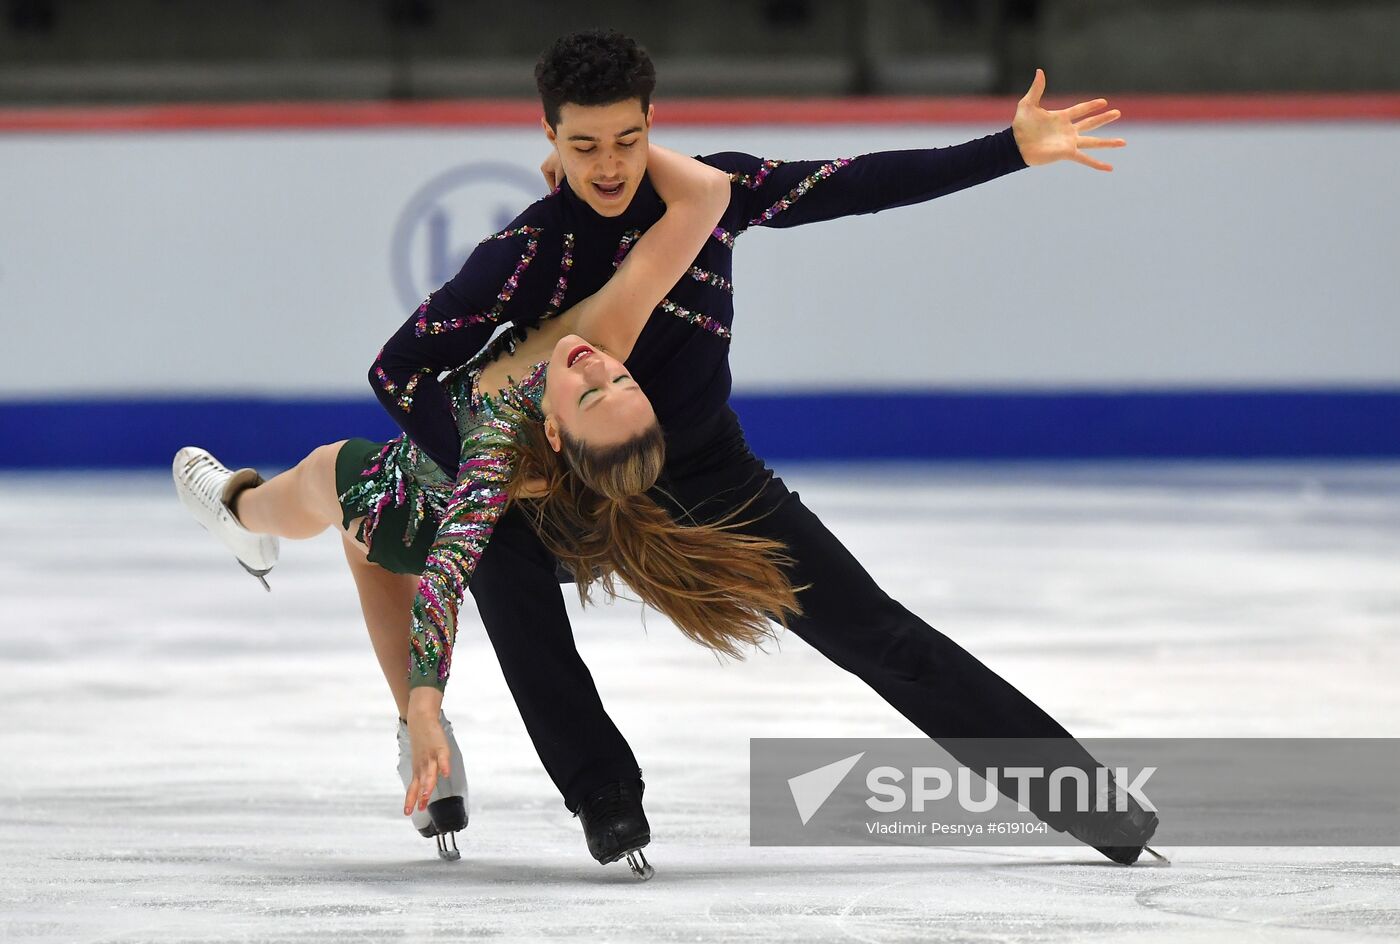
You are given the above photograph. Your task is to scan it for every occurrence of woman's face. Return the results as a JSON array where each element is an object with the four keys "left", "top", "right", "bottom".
[{"left": 541, "top": 334, "right": 656, "bottom": 451}]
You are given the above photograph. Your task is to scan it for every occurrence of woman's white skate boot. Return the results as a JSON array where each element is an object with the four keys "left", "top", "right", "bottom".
[
  {"left": 397, "top": 713, "right": 469, "bottom": 861},
  {"left": 172, "top": 447, "right": 279, "bottom": 590}
]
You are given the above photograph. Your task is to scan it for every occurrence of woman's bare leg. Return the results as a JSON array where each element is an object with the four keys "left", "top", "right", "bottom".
[
  {"left": 341, "top": 532, "right": 417, "bottom": 718},
  {"left": 234, "top": 441, "right": 346, "bottom": 539}
]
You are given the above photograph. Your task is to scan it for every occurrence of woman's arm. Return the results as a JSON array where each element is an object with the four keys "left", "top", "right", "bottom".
[
  {"left": 405, "top": 420, "right": 527, "bottom": 695},
  {"left": 398, "top": 402, "right": 529, "bottom": 814},
  {"left": 573, "top": 145, "right": 731, "bottom": 355}
]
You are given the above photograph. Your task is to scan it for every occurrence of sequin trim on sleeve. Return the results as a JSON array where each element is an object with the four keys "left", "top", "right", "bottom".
[
  {"left": 372, "top": 348, "right": 433, "bottom": 414},
  {"left": 413, "top": 226, "right": 542, "bottom": 337},
  {"left": 407, "top": 362, "right": 548, "bottom": 688},
  {"left": 747, "top": 158, "right": 854, "bottom": 228},
  {"left": 658, "top": 298, "right": 731, "bottom": 340},
  {"left": 409, "top": 428, "right": 511, "bottom": 686},
  {"left": 711, "top": 226, "right": 736, "bottom": 249},
  {"left": 687, "top": 265, "right": 734, "bottom": 294},
  {"left": 728, "top": 158, "right": 781, "bottom": 190}
]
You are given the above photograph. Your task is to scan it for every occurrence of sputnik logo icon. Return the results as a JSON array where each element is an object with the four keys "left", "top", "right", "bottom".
[{"left": 787, "top": 752, "right": 866, "bottom": 825}]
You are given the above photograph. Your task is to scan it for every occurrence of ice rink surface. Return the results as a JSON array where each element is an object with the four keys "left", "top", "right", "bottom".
[{"left": 2, "top": 462, "right": 1398, "bottom": 943}]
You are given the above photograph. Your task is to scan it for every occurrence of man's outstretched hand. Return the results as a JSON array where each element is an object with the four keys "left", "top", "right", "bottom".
[{"left": 1012, "top": 69, "right": 1126, "bottom": 172}]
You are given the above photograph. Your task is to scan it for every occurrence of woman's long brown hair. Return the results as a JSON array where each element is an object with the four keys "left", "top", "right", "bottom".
[{"left": 505, "top": 416, "right": 801, "bottom": 658}]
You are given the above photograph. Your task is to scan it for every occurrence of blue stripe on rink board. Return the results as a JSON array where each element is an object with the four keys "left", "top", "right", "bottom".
[
  {"left": 2, "top": 389, "right": 1399, "bottom": 469},
  {"left": 733, "top": 389, "right": 1400, "bottom": 461}
]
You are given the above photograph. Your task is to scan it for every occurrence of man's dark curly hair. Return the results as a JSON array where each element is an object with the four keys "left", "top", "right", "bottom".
[{"left": 535, "top": 29, "right": 656, "bottom": 128}]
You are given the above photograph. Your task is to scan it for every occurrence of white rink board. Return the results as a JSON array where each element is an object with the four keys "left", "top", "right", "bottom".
[
  {"left": 2, "top": 462, "right": 1399, "bottom": 942},
  {"left": 2, "top": 123, "right": 1398, "bottom": 397}
]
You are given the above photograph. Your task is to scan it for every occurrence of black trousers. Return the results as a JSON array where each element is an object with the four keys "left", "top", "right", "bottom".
[{"left": 471, "top": 408, "right": 1099, "bottom": 823}]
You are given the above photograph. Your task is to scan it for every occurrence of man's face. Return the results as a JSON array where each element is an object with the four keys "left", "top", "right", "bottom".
[{"left": 544, "top": 99, "right": 653, "bottom": 217}]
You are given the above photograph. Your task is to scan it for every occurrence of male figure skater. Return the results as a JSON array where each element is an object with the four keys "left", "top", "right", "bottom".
[{"left": 375, "top": 30, "right": 1148, "bottom": 873}]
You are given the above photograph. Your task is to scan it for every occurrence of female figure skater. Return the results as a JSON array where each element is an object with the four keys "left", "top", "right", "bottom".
[{"left": 174, "top": 145, "right": 800, "bottom": 869}]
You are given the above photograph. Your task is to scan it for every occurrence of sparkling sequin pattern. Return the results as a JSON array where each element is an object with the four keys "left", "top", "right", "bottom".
[
  {"left": 414, "top": 226, "right": 542, "bottom": 337},
  {"left": 613, "top": 229, "right": 641, "bottom": 268},
  {"left": 728, "top": 158, "right": 781, "bottom": 190},
  {"left": 688, "top": 265, "right": 734, "bottom": 294},
  {"left": 747, "top": 158, "right": 854, "bottom": 227},
  {"left": 408, "top": 357, "right": 548, "bottom": 688},
  {"left": 659, "top": 298, "right": 731, "bottom": 339},
  {"left": 544, "top": 232, "right": 575, "bottom": 318},
  {"left": 372, "top": 348, "right": 433, "bottom": 414},
  {"left": 711, "top": 226, "right": 736, "bottom": 249},
  {"left": 338, "top": 436, "right": 451, "bottom": 553}
]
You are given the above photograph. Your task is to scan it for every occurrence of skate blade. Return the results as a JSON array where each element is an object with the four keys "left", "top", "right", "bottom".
[
  {"left": 625, "top": 849, "right": 654, "bottom": 881},
  {"left": 238, "top": 561, "right": 273, "bottom": 592},
  {"left": 1139, "top": 845, "right": 1171, "bottom": 867},
  {"left": 436, "top": 831, "right": 461, "bottom": 862}
]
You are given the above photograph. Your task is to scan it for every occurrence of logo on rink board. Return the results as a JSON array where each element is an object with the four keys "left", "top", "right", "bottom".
[{"left": 390, "top": 162, "right": 544, "bottom": 313}]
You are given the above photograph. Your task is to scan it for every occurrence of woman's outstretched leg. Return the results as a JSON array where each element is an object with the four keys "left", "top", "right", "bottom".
[
  {"left": 234, "top": 441, "right": 347, "bottom": 538},
  {"left": 173, "top": 440, "right": 347, "bottom": 588}
]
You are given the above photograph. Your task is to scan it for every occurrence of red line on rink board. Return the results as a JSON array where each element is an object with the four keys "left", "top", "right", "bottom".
[{"left": 1, "top": 95, "right": 1399, "bottom": 132}]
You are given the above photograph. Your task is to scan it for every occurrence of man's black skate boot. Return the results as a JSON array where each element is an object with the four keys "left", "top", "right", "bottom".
[
  {"left": 576, "top": 778, "right": 653, "bottom": 879},
  {"left": 1065, "top": 776, "right": 1165, "bottom": 865}
]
